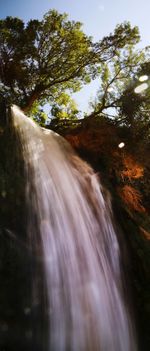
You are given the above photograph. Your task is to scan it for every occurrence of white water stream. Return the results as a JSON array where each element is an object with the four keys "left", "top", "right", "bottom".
[{"left": 11, "top": 105, "right": 137, "bottom": 351}]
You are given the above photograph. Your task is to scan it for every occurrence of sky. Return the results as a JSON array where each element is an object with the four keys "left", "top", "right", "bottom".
[{"left": 1, "top": 0, "right": 150, "bottom": 113}]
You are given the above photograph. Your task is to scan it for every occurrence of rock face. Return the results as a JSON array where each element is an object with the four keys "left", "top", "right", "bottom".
[
  {"left": 0, "top": 110, "right": 32, "bottom": 350},
  {"left": 0, "top": 108, "right": 45, "bottom": 350},
  {"left": 52, "top": 116, "right": 150, "bottom": 350}
]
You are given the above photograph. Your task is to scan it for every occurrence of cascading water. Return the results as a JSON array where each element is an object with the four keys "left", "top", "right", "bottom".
[{"left": 11, "top": 105, "right": 137, "bottom": 351}]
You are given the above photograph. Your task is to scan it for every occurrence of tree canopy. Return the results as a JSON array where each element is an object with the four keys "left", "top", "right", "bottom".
[{"left": 0, "top": 10, "right": 141, "bottom": 114}]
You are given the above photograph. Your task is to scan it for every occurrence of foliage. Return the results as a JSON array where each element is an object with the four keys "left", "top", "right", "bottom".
[
  {"left": 0, "top": 12, "right": 142, "bottom": 115},
  {"left": 29, "top": 101, "right": 48, "bottom": 126},
  {"left": 118, "top": 185, "right": 145, "bottom": 212},
  {"left": 0, "top": 11, "right": 94, "bottom": 109},
  {"left": 120, "top": 156, "right": 144, "bottom": 181},
  {"left": 90, "top": 41, "right": 147, "bottom": 118},
  {"left": 50, "top": 92, "right": 80, "bottom": 119},
  {"left": 119, "top": 73, "right": 150, "bottom": 140}
]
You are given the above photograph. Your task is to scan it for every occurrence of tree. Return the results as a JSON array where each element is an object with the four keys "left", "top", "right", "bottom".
[
  {"left": 119, "top": 59, "right": 150, "bottom": 132},
  {"left": 89, "top": 40, "right": 148, "bottom": 119},
  {"left": 0, "top": 11, "right": 140, "bottom": 114},
  {"left": 28, "top": 93, "right": 80, "bottom": 126},
  {"left": 50, "top": 92, "right": 80, "bottom": 119}
]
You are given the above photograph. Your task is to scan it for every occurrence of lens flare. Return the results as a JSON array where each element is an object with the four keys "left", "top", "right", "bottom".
[
  {"left": 118, "top": 142, "right": 125, "bottom": 149},
  {"left": 107, "top": 87, "right": 114, "bottom": 92},
  {"left": 134, "top": 83, "right": 148, "bottom": 94},
  {"left": 139, "top": 75, "right": 148, "bottom": 82}
]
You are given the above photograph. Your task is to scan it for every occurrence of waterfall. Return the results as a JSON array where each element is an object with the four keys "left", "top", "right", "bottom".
[{"left": 11, "top": 105, "right": 137, "bottom": 351}]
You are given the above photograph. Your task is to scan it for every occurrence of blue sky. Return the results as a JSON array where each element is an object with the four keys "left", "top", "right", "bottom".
[{"left": 1, "top": 0, "right": 150, "bottom": 113}]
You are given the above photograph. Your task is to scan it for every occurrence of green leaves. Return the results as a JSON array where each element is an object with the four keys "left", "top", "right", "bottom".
[
  {"left": 51, "top": 92, "right": 79, "bottom": 119},
  {"left": 0, "top": 10, "right": 148, "bottom": 125},
  {"left": 90, "top": 30, "right": 149, "bottom": 121},
  {"left": 0, "top": 11, "right": 96, "bottom": 110}
]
